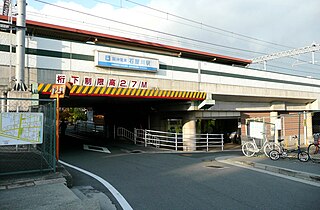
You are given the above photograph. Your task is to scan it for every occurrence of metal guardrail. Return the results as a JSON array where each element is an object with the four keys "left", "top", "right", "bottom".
[
  {"left": 74, "top": 121, "right": 104, "bottom": 135},
  {"left": 117, "top": 127, "right": 135, "bottom": 142},
  {"left": 117, "top": 127, "right": 224, "bottom": 151}
]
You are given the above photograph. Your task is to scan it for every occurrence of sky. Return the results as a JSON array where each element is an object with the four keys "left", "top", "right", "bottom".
[{"left": 4, "top": 0, "right": 320, "bottom": 78}]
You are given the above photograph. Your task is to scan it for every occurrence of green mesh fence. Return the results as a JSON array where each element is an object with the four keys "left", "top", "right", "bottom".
[{"left": 0, "top": 97, "right": 56, "bottom": 176}]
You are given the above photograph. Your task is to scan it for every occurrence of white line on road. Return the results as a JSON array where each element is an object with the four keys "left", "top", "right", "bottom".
[{"left": 59, "top": 160, "right": 133, "bottom": 210}]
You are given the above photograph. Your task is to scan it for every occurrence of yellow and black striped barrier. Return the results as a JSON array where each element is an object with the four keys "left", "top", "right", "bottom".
[{"left": 38, "top": 83, "right": 207, "bottom": 100}]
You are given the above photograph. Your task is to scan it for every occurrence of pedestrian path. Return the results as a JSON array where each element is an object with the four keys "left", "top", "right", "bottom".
[
  {"left": 216, "top": 155, "right": 320, "bottom": 187},
  {"left": 0, "top": 165, "right": 117, "bottom": 210}
]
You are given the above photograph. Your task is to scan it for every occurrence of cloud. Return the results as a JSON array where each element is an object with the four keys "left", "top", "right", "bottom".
[{"left": 25, "top": 0, "right": 320, "bottom": 76}]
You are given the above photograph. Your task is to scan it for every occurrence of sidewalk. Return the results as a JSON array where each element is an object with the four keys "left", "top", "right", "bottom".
[
  {"left": 218, "top": 155, "right": 320, "bottom": 185},
  {"left": 0, "top": 165, "right": 116, "bottom": 210}
]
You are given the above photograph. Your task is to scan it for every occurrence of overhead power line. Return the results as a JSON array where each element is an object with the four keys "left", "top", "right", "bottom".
[
  {"left": 33, "top": 0, "right": 265, "bottom": 55},
  {"left": 125, "top": 0, "right": 293, "bottom": 50},
  {"left": 26, "top": 0, "right": 319, "bottom": 78}
]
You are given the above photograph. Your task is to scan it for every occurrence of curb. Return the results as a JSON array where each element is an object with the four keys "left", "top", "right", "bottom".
[
  {"left": 232, "top": 160, "right": 320, "bottom": 184},
  {"left": 0, "top": 173, "right": 67, "bottom": 190},
  {"left": 56, "top": 164, "right": 73, "bottom": 188}
]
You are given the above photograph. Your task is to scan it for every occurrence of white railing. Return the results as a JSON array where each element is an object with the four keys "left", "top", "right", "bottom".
[
  {"left": 117, "top": 127, "right": 224, "bottom": 151},
  {"left": 117, "top": 127, "right": 135, "bottom": 142},
  {"left": 134, "top": 129, "right": 146, "bottom": 144},
  {"left": 74, "top": 121, "right": 104, "bottom": 134}
]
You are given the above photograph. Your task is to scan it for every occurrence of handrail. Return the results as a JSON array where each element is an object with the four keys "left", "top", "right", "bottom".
[
  {"left": 116, "top": 127, "right": 224, "bottom": 151},
  {"left": 144, "top": 129, "right": 224, "bottom": 151},
  {"left": 117, "top": 127, "right": 135, "bottom": 142}
]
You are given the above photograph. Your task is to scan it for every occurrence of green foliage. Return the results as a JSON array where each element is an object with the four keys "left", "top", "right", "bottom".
[{"left": 60, "top": 108, "right": 87, "bottom": 123}]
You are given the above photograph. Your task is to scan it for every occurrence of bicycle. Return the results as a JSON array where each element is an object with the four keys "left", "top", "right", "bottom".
[
  {"left": 269, "top": 136, "right": 309, "bottom": 162},
  {"left": 242, "top": 134, "right": 281, "bottom": 157},
  {"left": 308, "top": 133, "right": 320, "bottom": 162}
]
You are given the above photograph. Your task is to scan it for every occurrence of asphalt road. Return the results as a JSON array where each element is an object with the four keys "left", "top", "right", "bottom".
[{"left": 60, "top": 142, "right": 319, "bottom": 210}]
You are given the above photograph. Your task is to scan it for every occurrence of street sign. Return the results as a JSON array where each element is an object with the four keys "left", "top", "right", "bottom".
[{"left": 50, "top": 83, "right": 71, "bottom": 98}]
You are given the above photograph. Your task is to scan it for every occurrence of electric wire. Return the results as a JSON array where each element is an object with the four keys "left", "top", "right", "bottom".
[
  {"left": 123, "top": 0, "right": 320, "bottom": 68},
  {"left": 25, "top": 1, "right": 320, "bottom": 77},
  {"left": 91, "top": 0, "right": 320, "bottom": 69},
  {"left": 32, "top": 0, "right": 266, "bottom": 55},
  {"left": 125, "top": 0, "right": 294, "bottom": 50},
  {"left": 92, "top": 0, "right": 285, "bottom": 52},
  {"left": 27, "top": 10, "right": 246, "bottom": 56}
]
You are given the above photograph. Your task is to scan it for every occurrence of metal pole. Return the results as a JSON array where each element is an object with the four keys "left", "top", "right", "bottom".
[
  {"left": 298, "top": 113, "right": 301, "bottom": 146},
  {"left": 14, "top": 0, "right": 27, "bottom": 91},
  {"left": 56, "top": 96, "right": 60, "bottom": 160},
  {"left": 312, "top": 51, "right": 315, "bottom": 64},
  {"left": 206, "top": 133, "right": 209, "bottom": 152},
  {"left": 221, "top": 134, "right": 224, "bottom": 151},
  {"left": 175, "top": 133, "right": 178, "bottom": 151},
  {"left": 144, "top": 130, "right": 147, "bottom": 147},
  {"left": 303, "top": 111, "right": 307, "bottom": 145}
]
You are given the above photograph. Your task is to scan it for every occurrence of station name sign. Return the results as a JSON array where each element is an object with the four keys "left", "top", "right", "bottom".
[
  {"left": 56, "top": 74, "right": 148, "bottom": 89},
  {"left": 95, "top": 51, "right": 159, "bottom": 72}
]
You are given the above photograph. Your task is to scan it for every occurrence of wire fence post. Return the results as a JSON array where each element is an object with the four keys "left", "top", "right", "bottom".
[{"left": 134, "top": 128, "right": 137, "bottom": 144}]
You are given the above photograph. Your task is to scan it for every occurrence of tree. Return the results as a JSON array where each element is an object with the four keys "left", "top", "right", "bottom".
[{"left": 60, "top": 108, "right": 87, "bottom": 123}]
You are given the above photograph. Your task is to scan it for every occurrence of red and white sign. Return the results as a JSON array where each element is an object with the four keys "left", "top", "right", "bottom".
[
  {"left": 119, "top": 79, "right": 129, "bottom": 88},
  {"left": 140, "top": 81, "right": 148, "bottom": 89},
  {"left": 130, "top": 80, "right": 140, "bottom": 89},
  {"left": 83, "top": 77, "right": 94, "bottom": 86},
  {"left": 56, "top": 74, "right": 67, "bottom": 84},
  {"left": 107, "top": 78, "right": 118, "bottom": 87},
  {"left": 55, "top": 74, "right": 148, "bottom": 89},
  {"left": 70, "top": 75, "right": 80, "bottom": 85},
  {"left": 96, "top": 77, "right": 106, "bottom": 86}
]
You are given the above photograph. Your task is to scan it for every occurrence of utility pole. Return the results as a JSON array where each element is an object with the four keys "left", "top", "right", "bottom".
[{"left": 14, "top": 0, "right": 27, "bottom": 91}]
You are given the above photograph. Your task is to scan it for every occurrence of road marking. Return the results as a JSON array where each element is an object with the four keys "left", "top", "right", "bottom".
[
  {"left": 59, "top": 160, "right": 133, "bottom": 210},
  {"left": 216, "top": 156, "right": 320, "bottom": 188},
  {"left": 83, "top": 144, "right": 111, "bottom": 153}
]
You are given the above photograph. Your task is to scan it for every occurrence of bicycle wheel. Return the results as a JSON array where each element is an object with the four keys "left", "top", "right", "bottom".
[
  {"left": 298, "top": 151, "right": 309, "bottom": 162},
  {"left": 242, "top": 142, "right": 256, "bottom": 157},
  {"left": 308, "top": 144, "right": 320, "bottom": 161},
  {"left": 264, "top": 142, "right": 281, "bottom": 157},
  {"left": 269, "top": 150, "right": 280, "bottom": 161}
]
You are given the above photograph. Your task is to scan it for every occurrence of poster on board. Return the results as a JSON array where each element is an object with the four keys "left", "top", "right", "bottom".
[
  {"left": 249, "top": 121, "right": 264, "bottom": 139},
  {"left": 0, "top": 112, "right": 43, "bottom": 146}
]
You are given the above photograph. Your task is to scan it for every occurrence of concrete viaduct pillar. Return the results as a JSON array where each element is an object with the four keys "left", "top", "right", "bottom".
[{"left": 182, "top": 113, "right": 196, "bottom": 151}]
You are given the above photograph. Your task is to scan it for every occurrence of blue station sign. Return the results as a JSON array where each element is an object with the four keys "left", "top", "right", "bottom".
[{"left": 95, "top": 51, "right": 159, "bottom": 72}]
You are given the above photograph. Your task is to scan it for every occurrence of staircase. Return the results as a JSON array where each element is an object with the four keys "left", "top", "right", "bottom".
[{"left": 71, "top": 186, "right": 116, "bottom": 210}]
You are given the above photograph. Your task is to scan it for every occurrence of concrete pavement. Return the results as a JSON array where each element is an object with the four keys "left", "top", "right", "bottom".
[
  {"left": 216, "top": 155, "right": 320, "bottom": 186},
  {"left": 0, "top": 164, "right": 117, "bottom": 210},
  {"left": 1, "top": 146, "right": 319, "bottom": 210}
]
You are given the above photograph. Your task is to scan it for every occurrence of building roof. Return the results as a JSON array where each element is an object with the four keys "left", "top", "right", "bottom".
[{"left": 0, "top": 15, "right": 251, "bottom": 66}]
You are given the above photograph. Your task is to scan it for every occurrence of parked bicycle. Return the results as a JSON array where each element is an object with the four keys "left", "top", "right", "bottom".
[
  {"left": 269, "top": 136, "right": 309, "bottom": 162},
  {"left": 242, "top": 133, "right": 280, "bottom": 157},
  {"left": 308, "top": 133, "right": 320, "bottom": 162}
]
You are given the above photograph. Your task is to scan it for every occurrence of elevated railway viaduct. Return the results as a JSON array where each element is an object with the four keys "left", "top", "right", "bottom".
[{"left": 0, "top": 15, "right": 319, "bottom": 150}]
